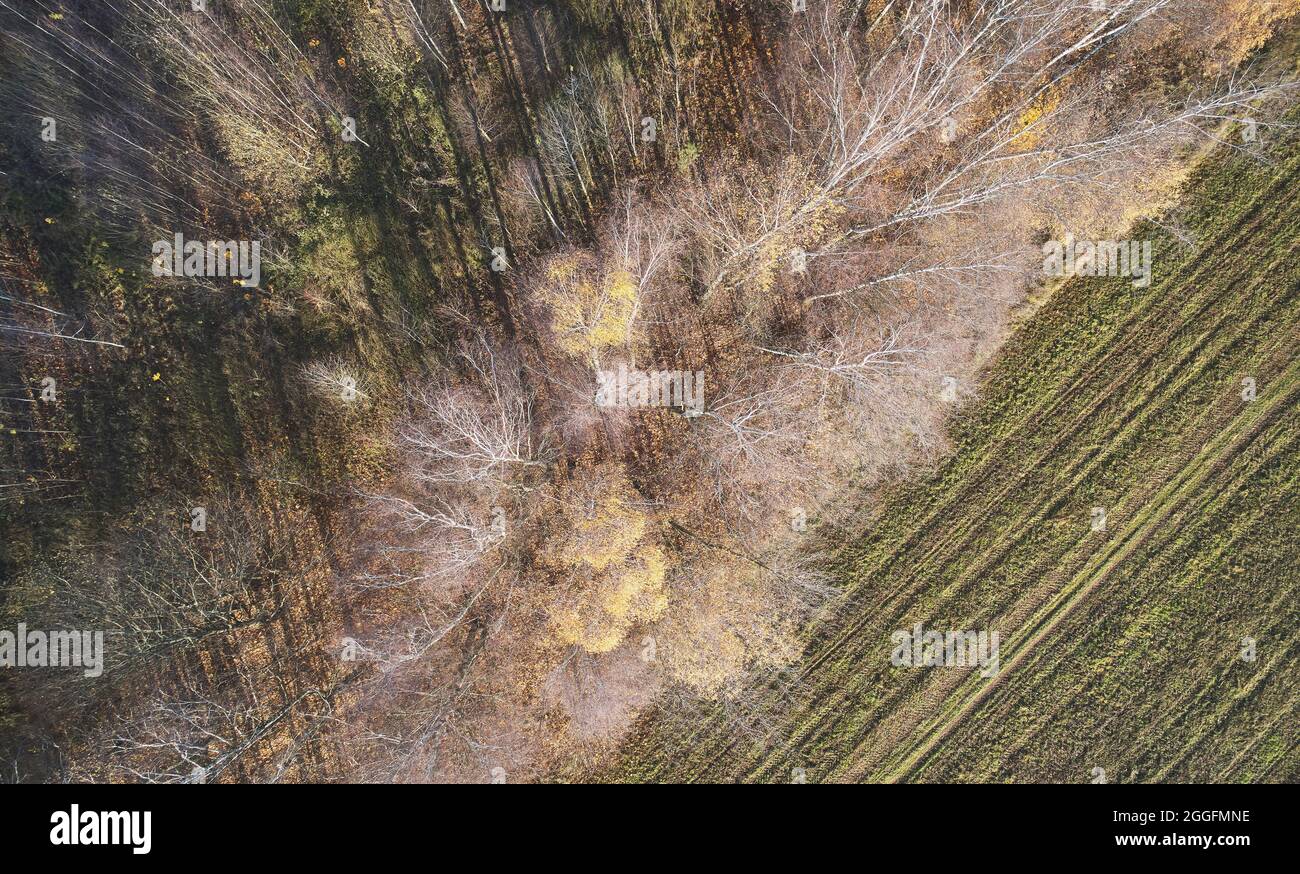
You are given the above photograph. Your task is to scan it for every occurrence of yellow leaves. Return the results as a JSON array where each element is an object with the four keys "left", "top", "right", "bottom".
[
  {"left": 1009, "top": 88, "right": 1061, "bottom": 152},
  {"left": 653, "top": 555, "right": 801, "bottom": 698},
  {"left": 552, "top": 610, "right": 622, "bottom": 654},
  {"left": 546, "top": 463, "right": 668, "bottom": 654},
  {"left": 539, "top": 253, "right": 638, "bottom": 364},
  {"left": 551, "top": 543, "right": 668, "bottom": 654},
  {"left": 605, "top": 548, "right": 668, "bottom": 622},
  {"left": 151, "top": 372, "right": 161, "bottom": 382},
  {"left": 557, "top": 493, "right": 645, "bottom": 572},
  {"left": 661, "top": 622, "right": 747, "bottom": 695},
  {"left": 608, "top": 271, "right": 637, "bottom": 303},
  {"left": 544, "top": 253, "right": 582, "bottom": 284},
  {"left": 1194, "top": 0, "right": 1300, "bottom": 76}
]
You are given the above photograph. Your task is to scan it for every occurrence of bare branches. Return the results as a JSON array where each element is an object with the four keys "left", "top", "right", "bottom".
[
  {"left": 355, "top": 490, "right": 504, "bottom": 588},
  {"left": 757, "top": 318, "right": 924, "bottom": 397},
  {"left": 300, "top": 356, "right": 371, "bottom": 406},
  {"left": 17, "top": 499, "right": 288, "bottom": 681},
  {"left": 0, "top": 285, "right": 125, "bottom": 350},
  {"left": 106, "top": 678, "right": 341, "bottom": 784},
  {"left": 396, "top": 372, "right": 543, "bottom": 488}
]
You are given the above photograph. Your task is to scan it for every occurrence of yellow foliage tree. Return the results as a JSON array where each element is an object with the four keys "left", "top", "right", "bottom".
[
  {"left": 538, "top": 252, "right": 639, "bottom": 367},
  {"left": 654, "top": 554, "right": 802, "bottom": 697},
  {"left": 546, "top": 462, "right": 668, "bottom": 653}
]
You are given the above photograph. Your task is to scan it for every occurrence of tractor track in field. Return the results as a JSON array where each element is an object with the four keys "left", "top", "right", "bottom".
[
  {"left": 937, "top": 450, "right": 1300, "bottom": 782},
  {"left": 819, "top": 364, "right": 1300, "bottom": 781},
  {"left": 881, "top": 354, "right": 1300, "bottom": 782},
  {"left": 779, "top": 249, "right": 1300, "bottom": 781}
]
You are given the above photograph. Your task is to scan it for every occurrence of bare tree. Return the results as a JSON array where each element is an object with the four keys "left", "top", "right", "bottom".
[
  {"left": 395, "top": 336, "right": 547, "bottom": 487},
  {"left": 300, "top": 355, "right": 371, "bottom": 406},
  {"left": 104, "top": 672, "right": 351, "bottom": 784},
  {"left": 0, "top": 292, "right": 124, "bottom": 350},
  {"left": 756, "top": 318, "right": 924, "bottom": 399},
  {"left": 692, "top": 367, "right": 818, "bottom": 520},
  {"left": 17, "top": 498, "right": 289, "bottom": 682}
]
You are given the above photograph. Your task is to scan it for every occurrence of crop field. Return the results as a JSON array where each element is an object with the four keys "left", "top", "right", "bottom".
[{"left": 606, "top": 110, "right": 1300, "bottom": 784}]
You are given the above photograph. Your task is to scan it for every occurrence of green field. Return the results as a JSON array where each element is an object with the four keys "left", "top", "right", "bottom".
[{"left": 605, "top": 113, "right": 1300, "bottom": 784}]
